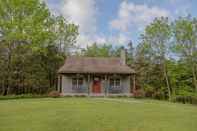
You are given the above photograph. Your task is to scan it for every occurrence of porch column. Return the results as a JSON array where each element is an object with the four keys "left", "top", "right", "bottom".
[
  {"left": 88, "top": 74, "right": 90, "bottom": 95},
  {"left": 58, "top": 75, "right": 62, "bottom": 93},
  {"left": 104, "top": 75, "right": 107, "bottom": 96},
  {"left": 133, "top": 74, "right": 136, "bottom": 93},
  {"left": 57, "top": 75, "right": 60, "bottom": 92}
]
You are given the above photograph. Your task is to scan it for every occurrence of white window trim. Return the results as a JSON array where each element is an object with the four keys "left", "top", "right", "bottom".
[
  {"left": 72, "top": 78, "right": 83, "bottom": 89},
  {"left": 110, "top": 78, "right": 121, "bottom": 88}
]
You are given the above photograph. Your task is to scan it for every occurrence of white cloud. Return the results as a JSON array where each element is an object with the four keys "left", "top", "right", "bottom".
[
  {"left": 76, "top": 33, "right": 130, "bottom": 48},
  {"left": 45, "top": 0, "right": 193, "bottom": 48},
  {"left": 62, "top": 0, "right": 97, "bottom": 34},
  {"left": 76, "top": 35, "right": 103, "bottom": 48},
  {"left": 61, "top": 0, "right": 164, "bottom": 47},
  {"left": 108, "top": 1, "right": 171, "bottom": 47},
  {"left": 109, "top": 34, "right": 130, "bottom": 45},
  {"left": 110, "top": 1, "right": 170, "bottom": 32},
  {"left": 60, "top": 0, "right": 133, "bottom": 47},
  {"left": 61, "top": 0, "right": 98, "bottom": 47}
]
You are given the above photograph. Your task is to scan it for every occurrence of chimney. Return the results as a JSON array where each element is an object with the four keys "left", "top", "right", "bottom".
[{"left": 120, "top": 47, "right": 126, "bottom": 65}]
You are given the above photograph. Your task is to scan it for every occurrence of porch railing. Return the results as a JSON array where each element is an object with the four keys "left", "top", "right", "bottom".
[
  {"left": 72, "top": 86, "right": 87, "bottom": 93},
  {"left": 71, "top": 86, "right": 124, "bottom": 94},
  {"left": 108, "top": 86, "right": 123, "bottom": 94}
]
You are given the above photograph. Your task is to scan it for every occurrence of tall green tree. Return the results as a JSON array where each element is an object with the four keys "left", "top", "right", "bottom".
[
  {"left": 0, "top": 0, "right": 78, "bottom": 95},
  {"left": 173, "top": 16, "right": 197, "bottom": 92},
  {"left": 135, "top": 41, "right": 166, "bottom": 99},
  {"left": 82, "top": 43, "right": 114, "bottom": 57},
  {"left": 140, "top": 17, "right": 172, "bottom": 100},
  {"left": 127, "top": 41, "right": 134, "bottom": 66},
  {"left": 55, "top": 16, "right": 78, "bottom": 55},
  {"left": 0, "top": 0, "right": 53, "bottom": 94}
]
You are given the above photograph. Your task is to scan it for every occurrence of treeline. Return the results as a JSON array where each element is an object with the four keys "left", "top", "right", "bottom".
[
  {"left": 79, "top": 17, "right": 197, "bottom": 101},
  {"left": 135, "top": 17, "right": 197, "bottom": 101},
  {"left": 0, "top": 0, "right": 196, "bottom": 102},
  {"left": 0, "top": 0, "right": 78, "bottom": 95}
]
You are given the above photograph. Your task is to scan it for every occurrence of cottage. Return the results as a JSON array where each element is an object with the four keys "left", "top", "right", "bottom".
[{"left": 58, "top": 50, "right": 136, "bottom": 96}]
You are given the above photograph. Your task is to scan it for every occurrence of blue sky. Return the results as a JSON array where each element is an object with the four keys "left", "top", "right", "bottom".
[{"left": 45, "top": 0, "right": 197, "bottom": 48}]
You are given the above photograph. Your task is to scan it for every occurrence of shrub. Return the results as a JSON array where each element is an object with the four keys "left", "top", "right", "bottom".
[
  {"left": 144, "top": 85, "right": 154, "bottom": 97},
  {"left": 133, "top": 89, "right": 145, "bottom": 98},
  {"left": 48, "top": 91, "right": 60, "bottom": 98},
  {"left": 0, "top": 94, "right": 45, "bottom": 100},
  {"left": 172, "top": 95, "right": 197, "bottom": 105},
  {"left": 152, "top": 91, "right": 166, "bottom": 100}
]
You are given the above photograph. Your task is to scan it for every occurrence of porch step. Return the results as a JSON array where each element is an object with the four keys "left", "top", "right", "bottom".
[{"left": 89, "top": 93, "right": 105, "bottom": 97}]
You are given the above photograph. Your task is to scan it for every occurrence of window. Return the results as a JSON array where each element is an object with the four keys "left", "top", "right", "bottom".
[
  {"left": 72, "top": 78, "right": 83, "bottom": 89},
  {"left": 110, "top": 78, "right": 121, "bottom": 88}
]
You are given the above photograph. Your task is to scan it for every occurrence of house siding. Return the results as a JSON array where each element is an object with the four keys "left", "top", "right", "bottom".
[
  {"left": 60, "top": 74, "right": 132, "bottom": 96},
  {"left": 122, "top": 76, "right": 130, "bottom": 93},
  {"left": 62, "top": 75, "right": 72, "bottom": 93}
]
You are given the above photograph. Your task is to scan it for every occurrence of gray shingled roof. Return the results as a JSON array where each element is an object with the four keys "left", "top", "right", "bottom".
[{"left": 58, "top": 57, "right": 135, "bottom": 74}]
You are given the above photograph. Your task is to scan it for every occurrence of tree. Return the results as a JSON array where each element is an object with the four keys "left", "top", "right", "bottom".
[
  {"left": 0, "top": 0, "right": 78, "bottom": 95},
  {"left": 127, "top": 41, "right": 134, "bottom": 66},
  {"left": 0, "top": 0, "right": 54, "bottom": 94},
  {"left": 173, "top": 16, "right": 197, "bottom": 92},
  {"left": 135, "top": 40, "right": 166, "bottom": 99},
  {"left": 82, "top": 43, "right": 114, "bottom": 57},
  {"left": 139, "top": 17, "right": 172, "bottom": 100},
  {"left": 167, "top": 59, "right": 194, "bottom": 96},
  {"left": 55, "top": 16, "right": 78, "bottom": 55}
]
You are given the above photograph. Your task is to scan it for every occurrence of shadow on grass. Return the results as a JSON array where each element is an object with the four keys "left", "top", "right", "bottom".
[{"left": 0, "top": 94, "right": 48, "bottom": 101}]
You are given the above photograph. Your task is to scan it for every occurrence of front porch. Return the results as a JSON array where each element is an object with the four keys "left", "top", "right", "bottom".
[
  {"left": 58, "top": 73, "right": 136, "bottom": 96},
  {"left": 61, "top": 93, "right": 133, "bottom": 97}
]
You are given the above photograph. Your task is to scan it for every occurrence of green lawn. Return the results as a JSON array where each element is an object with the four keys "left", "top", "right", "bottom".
[{"left": 0, "top": 98, "right": 197, "bottom": 131}]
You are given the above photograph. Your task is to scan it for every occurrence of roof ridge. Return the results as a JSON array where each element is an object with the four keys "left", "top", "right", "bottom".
[{"left": 67, "top": 56, "right": 121, "bottom": 59}]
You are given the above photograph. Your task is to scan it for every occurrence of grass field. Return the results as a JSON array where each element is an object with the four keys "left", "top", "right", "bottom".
[{"left": 0, "top": 98, "right": 197, "bottom": 131}]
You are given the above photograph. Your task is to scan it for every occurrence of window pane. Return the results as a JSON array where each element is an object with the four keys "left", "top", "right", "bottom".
[
  {"left": 72, "top": 78, "right": 78, "bottom": 89},
  {"left": 110, "top": 79, "right": 114, "bottom": 86},
  {"left": 116, "top": 79, "right": 120, "bottom": 86},
  {"left": 78, "top": 78, "right": 83, "bottom": 86},
  {"left": 72, "top": 78, "right": 77, "bottom": 86}
]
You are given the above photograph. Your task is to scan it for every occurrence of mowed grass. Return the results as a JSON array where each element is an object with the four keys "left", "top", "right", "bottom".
[{"left": 0, "top": 98, "right": 197, "bottom": 131}]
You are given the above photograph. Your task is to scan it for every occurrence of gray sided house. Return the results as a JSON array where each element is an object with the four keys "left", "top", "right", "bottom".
[{"left": 58, "top": 50, "right": 136, "bottom": 96}]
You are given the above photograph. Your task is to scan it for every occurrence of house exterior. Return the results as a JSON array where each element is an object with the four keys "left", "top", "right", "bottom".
[{"left": 58, "top": 50, "right": 136, "bottom": 96}]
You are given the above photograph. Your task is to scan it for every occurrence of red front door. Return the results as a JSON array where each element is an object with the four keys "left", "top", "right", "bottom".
[{"left": 92, "top": 80, "right": 101, "bottom": 93}]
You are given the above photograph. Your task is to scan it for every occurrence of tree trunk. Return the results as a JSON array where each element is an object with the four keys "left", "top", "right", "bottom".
[
  {"left": 192, "top": 64, "right": 197, "bottom": 92},
  {"left": 49, "top": 72, "right": 52, "bottom": 89},
  {"left": 164, "top": 61, "right": 172, "bottom": 100},
  {"left": 5, "top": 44, "right": 12, "bottom": 95},
  {"left": 6, "top": 60, "right": 11, "bottom": 95},
  {"left": 2, "top": 80, "right": 6, "bottom": 95}
]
